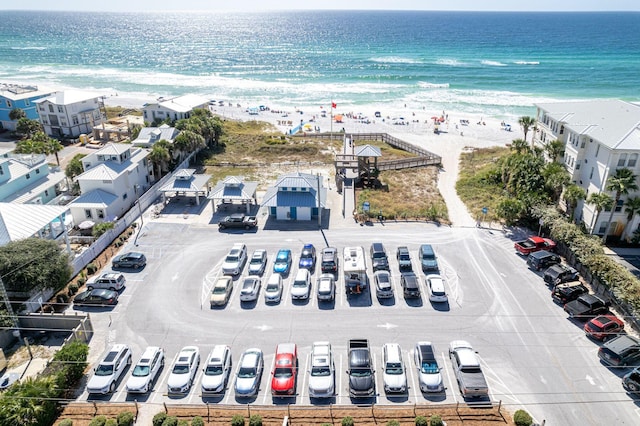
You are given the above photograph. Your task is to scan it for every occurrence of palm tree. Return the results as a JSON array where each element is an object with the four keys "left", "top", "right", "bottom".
[
  {"left": 621, "top": 197, "right": 640, "bottom": 241},
  {"left": 518, "top": 116, "right": 536, "bottom": 144},
  {"left": 509, "top": 138, "right": 529, "bottom": 154},
  {"left": 602, "top": 168, "right": 639, "bottom": 243},
  {"left": 563, "top": 184, "right": 587, "bottom": 221},
  {"left": 542, "top": 162, "right": 570, "bottom": 202},
  {"left": 545, "top": 139, "right": 565, "bottom": 162},
  {"left": 8, "top": 108, "right": 26, "bottom": 121},
  {"left": 588, "top": 192, "right": 614, "bottom": 235},
  {"left": 0, "top": 376, "right": 59, "bottom": 425},
  {"left": 148, "top": 141, "right": 171, "bottom": 179}
]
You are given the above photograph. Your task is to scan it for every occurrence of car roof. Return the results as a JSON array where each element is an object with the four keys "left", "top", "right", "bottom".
[
  {"left": 277, "top": 249, "right": 291, "bottom": 256},
  {"left": 103, "top": 344, "right": 128, "bottom": 362},
  {"left": 208, "top": 345, "right": 229, "bottom": 364},
  {"left": 139, "top": 346, "right": 161, "bottom": 361},
  {"left": 252, "top": 249, "right": 266, "bottom": 256},
  {"left": 241, "top": 349, "right": 262, "bottom": 366},
  {"left": 592, "top": 314, "right": 622, "bottom": 326}
]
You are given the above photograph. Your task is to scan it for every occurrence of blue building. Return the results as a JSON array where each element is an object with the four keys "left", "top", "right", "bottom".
[
  {"left": 261, "top": 172, "right": 326, "bottom": 221},
  {"left": 0, "top": 83, "right": 57, "bottom": 131}
]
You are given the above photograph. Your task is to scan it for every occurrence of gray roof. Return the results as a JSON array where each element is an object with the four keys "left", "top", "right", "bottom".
[
  {"left": 70, "top": 189, "right": 117, "bottom": 208},
  {"left": 273, "top": 172, "right": 322, "bottom": 190},
  {"left": 208, "top": 176, "right": 258, "bottom": 200},
  {"left": 3, "top": 169, "right": 67, "bottom": 204},
  {"left": 536, "top": 99, "right": 640, "bottom": 150},
  {"left": 34, "top": 89, "right": 101, "bottom": 106},
  {"left": 355, "top": 144, "right": 382, "bottom": 157},
  {"left": 78, "top": 147, "right": 148, "bottom": 181},
  {"left": 132, "top": 125, "right": 179, "bottom": 146},
  {"left": 0, "top": 203, "right": 68, "bottom": 246},
  {"left": 159, "top": 173, "right": 211, "bottom": 193}
]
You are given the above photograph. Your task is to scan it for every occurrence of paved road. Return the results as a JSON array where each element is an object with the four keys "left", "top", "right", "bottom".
[{"left": 75, "top": 221, "right": 640, "bottom": 425}]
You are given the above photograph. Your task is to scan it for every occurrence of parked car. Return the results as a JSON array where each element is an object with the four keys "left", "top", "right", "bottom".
[
  {"left": 167, "top": 346, "right": 200, "bottom": 394},
  {"left": 210, "top": 276, "right": 233, "bottom": 307},
  {"left": 622, "top": 367, "right": 640, "bottom": 393},
  {"left": 291, "top": 268, "right": 311, "bottom": 300},
  {"left": 598, "top": 335, "right": 640, "bottom": 367},
  {"left": 247, "top": 249, "right": 268, "bottom": 275},
  {"left": 374, "top": 270, "right": 393, "bottom": 299},
  {"left": 551, "top": 281, "right": 588, "bottom": 305},
  {"left": 112, "top": 251, "right": 147, "bottom": 269},
  {"left": 271, "top": 343, "right": 298, "bottom": 396},
  {"left": 201, "top": 345, "right": 232, "bottom": 394},
  {"left": 370, "top": 242, "right": 389, "bottom": 271},
  {"left": 308, "top": 341, "right": 335, "bottom": 398},
  {"left": 526, "top": 250, "right": 560, "bottom": 271},
  {"left": 87, "top": 344, "right": 132, "bottom": 394},
  {"left": 87, "top": 273, "right": 126, "bottom": 291},
  {"left": 239, "top": 276, "right": 261, "bottom": 302},
  {"left": 235, "top": 348, "right": 264, "bottom": 397},
  {"left": 126, "top": 346, "right": 165, "bottom": 394},
  {"left": 273, "top": 249, "right": 292, "bottom": 275},
  {"left": 382, "top": 343, "right": 407, "bottom": 394},
  {"left": 0, "top": 372, "right": 19, "bottom": 390},
  {"left": 74, "top": 289, "right": 119, "bottom": 307},
  {"left": 299, "top": 244, "right": 316, "bottom": 270},
  {"left": 414, "top": 342, "right": 444, "bottom": 393},
  {"left": 584, "top": 314, "right": 625, "bottom": 341},
  {"left": 564, "top": 293, "right": 610, "bottom": 321},
  {"left": 320, "top": 247, "right": 339, "bottom": 274},
  {"left": 316, "top": 274, "right": 335, "bottom": 302},
  {"left": 264, "top": 273, "right": 283, "bottom": 303},
  {"left": 419, "top": 244, "right": 438, "bottom": 272},
  {"left": 426, "top": 274, "right": 448, "bottom": 303},
  {"left": 514, "top": 236, "right": 556, "bottom": 255},
  {"left": 448, "top": 340, "right": 489, "bottom": 398},
  {"left": 222, "top": 243, "right": 248, "bottom": 276},
  {"left": 543, "top": 264, "right": 578, "bottom": 286},
  {"left": 401, "top": 272, "right": 420, "bottom": 298},
  {"left": 396, "top": 246, "right": 412, "bottom": 271}
]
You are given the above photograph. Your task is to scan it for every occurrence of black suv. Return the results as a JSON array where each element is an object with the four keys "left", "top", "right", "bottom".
[
  {"left": 527, "top": 250, "right": 560, "bottom": 271},
  {"left": 370, "top": 243, "right": 389, "bottom": 271},
  {"left": 401, "top": 272, "right": 420, "bottom": 298},
  {"left": 543, "top": 264, "right": 578, "bottom": 286},
  {"left": 552, "top": 282, "right": 588, "bottom": 304},
  {"left": 396, "top": 246, "right": 412, "bottom": 271}
]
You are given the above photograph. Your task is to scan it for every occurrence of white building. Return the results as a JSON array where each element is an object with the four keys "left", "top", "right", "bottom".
[
  {"left": 35, "top": 90, "right": 105, "bottom": 138},
  {"left": 142, "top": 94, "right": 209, "bottom": 125},
  {"left": 131, "top": 123, "right": 179, "bottom": 148},
  {"left": 534, "top": 99, "right": 640, "bottom": 237},
  {"left": 69, "top": 143, "right": 151, "bottom": 224}
]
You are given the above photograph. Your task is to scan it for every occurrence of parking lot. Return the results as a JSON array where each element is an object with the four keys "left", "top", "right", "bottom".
[{"left": 74, "top": 220, "right": 640, "bottom": 425}]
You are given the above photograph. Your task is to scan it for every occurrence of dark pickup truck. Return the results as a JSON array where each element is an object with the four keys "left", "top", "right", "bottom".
[
  {"left": 564, "top": 293, "right": 610, "bottom": 320},
  {"left": 218, "top": 213, "right": 257, "bottom": 230},
  {"left": 514, "top": 236, "right": 556, "bottom": 256},
  {"left": 347, "top": 339, "right": 375, "bottom": 398}
]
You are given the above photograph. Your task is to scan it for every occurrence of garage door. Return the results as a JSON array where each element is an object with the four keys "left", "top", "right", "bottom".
[{"left": 297, "top": 207, "right": 311, "bottom": 221}]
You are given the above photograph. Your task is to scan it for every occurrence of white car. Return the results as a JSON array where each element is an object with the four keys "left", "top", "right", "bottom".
[
  {"left": 426, "top": 274, "right": 448, "bottom": 303},
  {"left": 264, "top": 274, "right": 283, "bottom": 303},
  {"left": 291, "top": 268, "right": 311, "bottom": 300},
  {"left": 316, "top": 274, "right": 335, "bottom": 302},
  {"left": 382, "top": 343, "right": 407, "bottom": 394},
  {"left": 87, "top": 273, "right": 126, "bottom": 292},
  {"left": 221, "top": 243, "right": 247, "bottom": 276},
  {"left": 167, "top": 346, "right": 200, "bottom": 394},
  {"left": 87, "top": 344, "right": 132, "bottom": 394},
  {"left": 235, "top": 348, "right": 264, "bottom": 397},
  {"left": 248, "top": 249, "right": 267, "bottom": 275},
  {"left": 308, "top": 341, "right": 335, "bottom": 398},
  {"left": 126, "top": 346, "right": 165, "bottom": 394},
  {"left": 201, "top": 345, "right": 232, "bottom": 394},
  {"left": 414, "top": 342, "right": 444, "bottom": 393},
  {"left": 239, "top": 276, "right": 261, "bottom": 302}
]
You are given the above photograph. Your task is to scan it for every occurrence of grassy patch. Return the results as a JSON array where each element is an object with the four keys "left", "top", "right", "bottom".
[
  {"left": 352, "top": 139, "right": 417, "bottom": 160},
  {"left": 456, "top": 146, "right": 509, "bottom": 222}
]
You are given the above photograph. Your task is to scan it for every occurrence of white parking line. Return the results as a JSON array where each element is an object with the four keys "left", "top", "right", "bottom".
[
  {"left": 337, "top": 353, "right": 343, "bottom": 400},
  {"left": 152, "top": 353, "right": 179, "bottom": 403},
  {"left": 188, "top": 368, "right": 204, "bottom": 403},
  {"left": 442, "top": 352, "right": 457, "bottom": 403},
  {"left": 372, "top": 352, "right": 378, "bottom": 397},
  {"left": 262, "top": 354, "right": 276, "bottom": 405},
  {"left": 406, "top": 349, "right": 419, "bottom": 400},
  {"left": 299, "top": 352, "right": 310, "bottom": 400}
]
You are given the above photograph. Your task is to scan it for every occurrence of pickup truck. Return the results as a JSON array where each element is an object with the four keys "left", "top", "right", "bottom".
[
  {"left": 564, "top": 293, "right": 610, "bottom": 321},
  {"left": 449, "top": 340, "right": 489, "bottom": 398},
  {"left": 514, "top": 236, "right": 556, "bottom": 255},
  {"left": 218, "top": 213, "right": 257, "bottom": 230},
  {"left": 347, "top": 339, "right": 375, "bottom": 398}
]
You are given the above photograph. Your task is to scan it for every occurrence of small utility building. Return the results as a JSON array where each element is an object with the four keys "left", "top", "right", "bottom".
[{"left": 261, "top": 172, "right": 326, "bottom": 221}]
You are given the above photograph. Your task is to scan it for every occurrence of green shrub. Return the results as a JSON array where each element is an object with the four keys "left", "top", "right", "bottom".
[
  {"left": 321, "top": 424, "right": 332, "bottom": 426},
  {"left": 513, "top": 409, "right": 533, "bottom": 426},
  {"left": 59, "top": 420, "right": 73, "bottom": 426},
  {"left": 415, "top": 416, "right": 428, "bottom": 426},
  {"left": 56, "top": 293, "right": 69, "bottom": 304},
  {"left": 49, "top": 340, "right": 89, "bottom": 393},
  {"left": 248, "top": 414, "right": 262, "bottom": 426},
  {"left": 177, "top": 420, "right": 189, "bottom": 426},
  {"left": 387, "top": 421, "right": 400, "bottom": 426},
  {"left": 93, "top": 221, "right": 115, "bottom": 237},
  {"left": 68, "top": 283, "right": 79, "bottom": 295},
  {"left": 117, "top": 411, "right": 135, "bottom": 426},
  {"left": 105, "top": 419, "right": 117, "bottom": 426},
  {"left": 191, "top": 416, "right": 205, "bottom": 426},
  {"left": 429, "top": 415, "right": 443, "bottom": 426},
  {"left": 231, "top": 415, "right": 245, "bottom": 426},
  {"left": 89, "top": 416, "right": 107, "bottom": 426},
  {"left": 342, "top": 417, "right": 355, "bottom": 426},
  {"left": 162, "top": 416, "right": 178, "bottom": 426},
  {"left": 77, "top": 276, "right": 87, "bottom": 286},
  {"left": 153, "top": 412, "right": 168, "bottom": 426},
  {"left": 86, "top": 262, "right": 98, "bottom": 274}
]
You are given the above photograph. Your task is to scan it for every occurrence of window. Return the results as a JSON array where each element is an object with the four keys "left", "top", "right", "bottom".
[
  {"left": 85, "top": 209, "right": 93, "bottom": 219},
  {"left": 618, "top": 154, "right": 628, "bottom": 167},
  {"left": 598, "top": 221, "right": 609, "bottom": 234},
  {"left": 576, "top": 160, "right": 581, "bottom": 170},
  {"left": 25, "top": 99, "right": 29, "bottom": 106},
  {"left": 595, "top": 145, "right": 600, "bottom": 157},
  {"left": 123, "top": 193, "right": 128, "bottom": 200},
  {"left": 57, "top": 105, "right": 63, "bottom": 113},
  {"left": 628, "top": 154, "right": 638, "bottom": 168},
  {"left": 0, "top": 165, "right": 3, "bottom": 175},
  {"left": 35, "top": 169, "right": 40, "bottom": 174},
  {"left": 44, "top": 190, "right": 49, "bottom": 196},
  {"left": 97, "top": 209, "right": 105, "bottom": 219},
  {"left": 72, "top": 115, "right": 79, "bottom": 125},
  {"left": 589, "top": 167, "right": 594, "bottom": 179},
  {"left": 6, "top": 100, "right": 11, "bottom": 108},
  {"left": 39, "top": 105, "right": 44, "bottom": 111},
  {"left": 41, "top": 117, "right": 48, "bottom": 125},
  {"left": 25, "top": 173, "right": 30, "bottom": 180},
  {"left": 581, "top": 140, "right": 586, "bottom": 148},
  {"left": 615, "top": 199, "right": 624, "bottom": 213},
  {"left": 48, "top": 104, "right": 54, "bottom": 113}
]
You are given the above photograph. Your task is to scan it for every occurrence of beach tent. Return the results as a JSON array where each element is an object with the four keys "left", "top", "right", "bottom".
[{"left": 334, "top": 114, "right": 343, "bottom": 123}]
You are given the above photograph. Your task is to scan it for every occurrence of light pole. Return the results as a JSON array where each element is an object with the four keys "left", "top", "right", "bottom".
[{"left": 134, "top": 184, "right": 143, "bottom": 246}]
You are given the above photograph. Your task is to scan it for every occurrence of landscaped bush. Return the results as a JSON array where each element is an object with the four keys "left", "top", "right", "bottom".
[
  {"left": 342, "top": 416, "right": 355, "bottom": 426},
  {"left": 45, "top": 340, "right": 89, "bottom": 396},
  {"left": 153, "top": 412, "right": 167, "bottom": 426},
  {"left": 429, "top": 414, "right": 444, "bottom": 426},
  {"left": 86, "top": 262, "right": 98, "bottom": 275},
  {"left": 89, "top": 415, "right": 107, "bottom": 426},
  {"left": 56, "top": 293, "right": 69, "bottom": 304},
  {"left": 76, "top": 276, "right": 87, "bottom": 286},
  {"left": 191, "top": 416, "right": 205, "bottom": 426},
  {"left": 387, "top": 421, "right": 400, "bottom": 426},
  {"left": 248, "top": 414, "right": 262, "bottom": 426},
  {"left": 415, "top": 416, "right": 428, "bottom": 426},
  {"left": 117, "top": 411, "right": 135, "bottom": 426},
  {"left": 231, "top": 414, "right": 245, "bottom": 426},
  {"left": 162, "top": 416, "right": 178, "bottom": 426},
  {"left": 177, "top": 420, "right": 189, "bottom": 426},
  {"left": 105, "top": 419, "right": 117, "bottom": 426},
  {"left": 513, "top": 409, "right": 533, "bottom": 426},
  {"left": 59, "top": 419, "right": 73, "bottom": 426},
  {"left": 68, "top": 283, "right": 79, "bottom": 295}
]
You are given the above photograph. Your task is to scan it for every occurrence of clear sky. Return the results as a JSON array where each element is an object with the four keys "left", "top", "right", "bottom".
[{"left": 2, "top": 0, "right": 640, "bottom": 12}]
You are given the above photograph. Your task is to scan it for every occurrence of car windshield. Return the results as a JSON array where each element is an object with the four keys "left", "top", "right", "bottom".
[
  {"left": 301, "top": 251, "right": 313, "bottom": 259},
  {"left": 372, "top": 252, "right": 386, "bottom": 259},
  {"left": 311, "top": 366, "right": 331, "bottom": 376},
  {"left": 266, "top": 284, "right": 279, "bottom": 291},
  {"left": 205, "top": 365, "right": 223, "bottom": 375},
  {"left": 250, "top": 257, "right": 263, "bottom": 264},
  {"left": 351, "top": 368, "right": 371, "bottom": 377},
  {"left": 588, "top": 322, "right": 605, "bottom": 332},
  {"left": 225, "top": 255, "right": 238, "bottom": 263},
  {"left": 95, "top": 364, "right": 114, "bottom": 376},
  {"left": 132, "top": 365, "right": 150, "bottom": 377},
  {"left": 212, "top": 286, "right": 227, "bottom": 294},
  {"left": 293, "top": 281, "right": 307, "bottom": 288},
  {"left": 422, "top": 254, "right": 435, "bottom": 260},
  {"left": 274, "top": 367, "right": 292, "bottom": 378},
  {"left": 238, "top": 367, "right": 256, "bottom": 378},
  {"left": 399, "top": 253, "right": 410, "bottom": 260},
  {"left": 385, "top": 363, "right": 403, "bottom": 375},
  {"left": 242, "top": 281, "right": 255, "bottom": 291},
  {"left": 433, "top": 290, "right": 446, "bottom": 296},
  {"left": 172, "top": 364, "right": 189, "bottom": 374},
  {"left": 421, "top": 362, "right": 439, "bottom": 374}
]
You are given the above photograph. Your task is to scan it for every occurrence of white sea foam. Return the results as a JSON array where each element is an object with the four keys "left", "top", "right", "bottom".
[
  {"left": 435, "top": 58, "right": 467, "bottom": 67},
  {"left": 10, "top": 46, "right": 46, "bottom": 50},
  {"left": 369, "top": 56, "right": 422, "bottom": 64},
  {"left": 514, "top": 61, "right": 540, "bottom": 65},
  {"left": 418, "top": 81, "right": 450, "bottom": 89},
  {"left": 481, "top": 60, "right": 508, "bottom": 67}
]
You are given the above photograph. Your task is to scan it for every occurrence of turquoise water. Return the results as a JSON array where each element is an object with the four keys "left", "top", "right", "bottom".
[{"left": 1, "top": 10, "right": 639, "bottom": 117}]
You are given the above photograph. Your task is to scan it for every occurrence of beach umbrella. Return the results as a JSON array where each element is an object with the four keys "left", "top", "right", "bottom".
[
  {"left": 78, "top": 220, "right": 95, "bottom": 230},
  {"left": 334, "top": 114, "right": 343, "bottom": 123}
]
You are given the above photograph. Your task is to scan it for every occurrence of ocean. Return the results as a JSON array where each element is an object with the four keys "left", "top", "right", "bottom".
[{"left": 1, "top": 10, "right": 639, "bottom": 118}]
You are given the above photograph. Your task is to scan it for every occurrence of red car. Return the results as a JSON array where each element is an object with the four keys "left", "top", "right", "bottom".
[
  {"left": 271, "top": 343, "right": 297, "bottom": 396},
  {"left": 584, "top": 314, "right": 624, "bottom": 341}
]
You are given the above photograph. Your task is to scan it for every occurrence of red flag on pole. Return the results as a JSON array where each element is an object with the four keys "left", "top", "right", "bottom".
[{"left": 331, "top": 102, "right": 337, "bottom": 109}]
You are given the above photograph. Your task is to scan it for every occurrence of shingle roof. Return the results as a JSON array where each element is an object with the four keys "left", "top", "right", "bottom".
[{"left": 0, "top": 203, "right": 69, "bottom": 245}]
